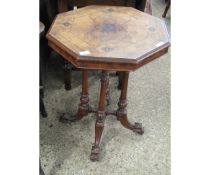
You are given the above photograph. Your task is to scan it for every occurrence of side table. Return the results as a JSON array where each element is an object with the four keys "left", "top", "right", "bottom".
[{"left": 46, "top": 5, "right": 170, "bottom": 161}]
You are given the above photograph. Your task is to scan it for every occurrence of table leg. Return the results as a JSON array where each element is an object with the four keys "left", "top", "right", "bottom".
[
  {"left": 63, "top": 60, "right": 72, "bottom": 90},
  {"left": 60, "top": 70, "right": 89, "bottom": 122},
  {"left": 90, "top": 71, "right": 108, "bottom": 161},
  {"left": 117, "top": 72, "right": 144, "bottom": 135}
]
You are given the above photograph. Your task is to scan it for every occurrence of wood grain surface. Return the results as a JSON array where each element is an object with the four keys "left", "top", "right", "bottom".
[{"left": 47, "top": 5, "right": 170, "bottom": 71}]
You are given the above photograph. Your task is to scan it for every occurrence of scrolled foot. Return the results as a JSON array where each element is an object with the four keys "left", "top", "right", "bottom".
[
  {"left": 132, "top": 122, "right": 144, "bottom": 135},
  {"left": 59, "top": 113, "right": 78, "bottom": 123},
  {"left": 90, "top": 144, "right": 101, "bottom": 161}
]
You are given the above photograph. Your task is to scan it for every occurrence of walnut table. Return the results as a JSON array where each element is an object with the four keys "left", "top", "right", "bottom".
[{"left": 46, "top": 5, "right": 170, "bottom": 161}]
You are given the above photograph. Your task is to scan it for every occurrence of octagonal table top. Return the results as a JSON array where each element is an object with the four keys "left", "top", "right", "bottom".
[{"left": 47, "top": 5, "right": 170, "bottom": 71}]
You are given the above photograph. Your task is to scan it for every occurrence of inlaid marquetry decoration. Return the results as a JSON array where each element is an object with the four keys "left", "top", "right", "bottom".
[
  {"left": 47, "top": 5, "right": 171, "bottom": 161},
  {"left": 47, "top": 5, "right": 170, "bottom": 71}
]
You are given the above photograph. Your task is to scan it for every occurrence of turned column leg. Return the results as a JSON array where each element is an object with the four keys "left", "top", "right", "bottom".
[
  {"left": 90, "top": 71, "right": 108, "bottom": 161},
  {"left": 60, "top": 70, "right": 89, "bottom": 123},
  {"left": 64, "top": 60, "right": 72, "bottom": 90},
  {"left": 117, "top": 72, "right": 144, "bottom": 135}
]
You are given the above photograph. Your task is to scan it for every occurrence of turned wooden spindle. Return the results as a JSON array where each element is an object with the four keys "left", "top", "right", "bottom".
[
  {"left": 47, "top": 5, "right": 170, "bottom": 161},
  {"left": 117, "top": 72, "right": 144, "bottom": 135},
  {"left": 90, "top": 71, "right": 108, "bottom": 161},
  {"left": 60, "top": 70, "right": 89, "bottom": 122}
]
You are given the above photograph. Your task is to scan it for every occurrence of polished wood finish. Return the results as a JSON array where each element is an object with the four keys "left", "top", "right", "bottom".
[
  {"left": 47, "top": 1, "right": 152, "bottom": 89},
  {"left": 47, "top": 5, "right": 170, "bottom": 71},
  {"left": 90, "top": 71, "right": 108, "bottom": 161},
  {"left": 59, "top": 69, "right": 144, "bottom": 160},
  {"left": 60, "top": 70, "right": 90, "bottom": 122},
  {"left": 76, "top": 69, "right": 90, "bottom": 119},
  {"left": 117, "top": 72, "right": 144, "bottom": 134},
  {"left": 47, "top": 5, "right": 170, "bottom": 161}
]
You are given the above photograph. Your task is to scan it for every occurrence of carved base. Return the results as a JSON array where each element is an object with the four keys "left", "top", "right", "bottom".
[
  {"left": 59, "top": 104, "right": 90, "bottom": 123},
  {"left": 90, "top": 144, "right": 101, "bottom": 161},
  {"left": 117, "top": 112, "right": 144, "bottom": 135},
  {"left": 59, "top": 70, "right": 144, "bottom": 161},
  {"left": 133, "top": 122, "right": 144, "bottom": 135}
]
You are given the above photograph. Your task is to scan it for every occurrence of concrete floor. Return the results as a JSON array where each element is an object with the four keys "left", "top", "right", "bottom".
[{"left": 40, "top": 0, "right": 171, "bottom": 174}]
